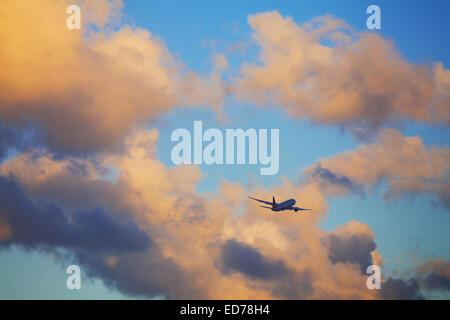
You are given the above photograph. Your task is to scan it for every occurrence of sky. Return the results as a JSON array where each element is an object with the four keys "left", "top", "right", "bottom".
[{"left": 0, "top": 0, "right": 449, "bottom": 299}]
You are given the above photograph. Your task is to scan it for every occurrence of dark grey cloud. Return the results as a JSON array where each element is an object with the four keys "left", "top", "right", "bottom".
[
  {"left": 381, "top": 260, "right": 450, "bottom": 299},
  {"left": 420, "top": 274, "right": 450, "bottom": 291},
  {"left": 312, "top": 166, "right": 364, "bottom": 195},
  {"left": 326, "top": 232, "right": 376, "bottom": 273},
  {"left": 219, "top": 239, "right": 313, "bottom": 299},
  {"left": 381, "top": 278, "right": 424, "bottom": 300},
  {"left": 73, "top": 248, "right": 203, "bottom": 299},
  {"left": 220, "top": 239, "right": 291, "bottom": 280},
  {"left": 0, "top": 176, "right": 150, "bottom": 253},
  {"left": 438, "top": 183, "right": 450, "bottom": 211},
  {"left": 415, "top": 259, "right": 450, "bottom": 292}
]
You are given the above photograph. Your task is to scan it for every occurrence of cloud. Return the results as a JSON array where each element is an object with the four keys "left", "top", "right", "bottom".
[
  {"left": 0, "top": 139, "right": 207, "bottom": 298},
  {"left": 379, "top": 259, "right": 450, "bottom": 299},
  {"left": 0, "top": 0, "right": 225, "bottom": 154},
  {"left": 304, "top": 129, "right": 450, "bottom": 209},
  {"left": 416, "top": 259, "right": 450, "bottom": 292},
  {"left": 0, "top": 175, "right": 150, "bottom": 252},
  {"left": 218, "top": 239, "right": 314, "bottom": 299},
  {"left": 325, "top": 221, "right": 376, "bottom": 273},
  {"left": 74, "top": 246, "right": 203, "bottom": 299},
  {"left": 381, "top": 278, "right": 423, "bottom": 300},
  {"left": 220, "top": 239, "right": 294, "bottom": 280},
  {"left": 232, "top": 11, "right": 449, "bottom": 137},
  {"left": 420, "top": 274, "right": 450, "bottom": 292},
  {"left": 312, "top": 166, "right": 364, "bottom": 195}
]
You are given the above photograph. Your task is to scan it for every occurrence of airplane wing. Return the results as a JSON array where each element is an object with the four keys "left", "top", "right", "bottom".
[
  {"left": 248, "top": 197, "right": 273, "bottom": 206},
  {"left": 259, "top": 205, "right": 273, "bottom": 209},
  {"left": 290, "top": 207, "right": 312, "bottom": 212}
]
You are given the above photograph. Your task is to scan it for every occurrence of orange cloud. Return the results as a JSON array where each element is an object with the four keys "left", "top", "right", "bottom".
[
  {"left": 0, "top": 0, "right": 225, "bottom": 153},
  {"left": 232, "top": 11, "right": 449, "bottom": 137},
  {"left": 304, "top": 129, "right": 450, "bottom": 207}
]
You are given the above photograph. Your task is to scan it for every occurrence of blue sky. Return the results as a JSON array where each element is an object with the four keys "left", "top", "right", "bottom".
[{"left": 0, "top": 0, "right": 448, "bottom": 299}]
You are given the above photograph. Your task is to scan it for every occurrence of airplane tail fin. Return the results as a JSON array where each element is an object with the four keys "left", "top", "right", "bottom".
[{"left": 272, "top": 196, "right": 276, "bottom": 208}]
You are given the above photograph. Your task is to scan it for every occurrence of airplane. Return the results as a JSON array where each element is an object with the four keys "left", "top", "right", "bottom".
[{"left": 248, "top": 196, "right": 311, "bottom": 213}]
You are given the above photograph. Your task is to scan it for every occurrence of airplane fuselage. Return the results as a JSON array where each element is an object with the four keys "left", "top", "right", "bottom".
[{"left": 272, "top": 199, "right": 296, "bottom": 211}]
